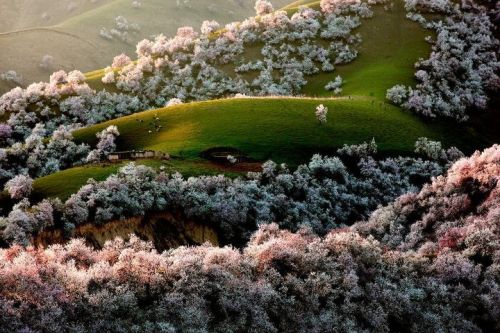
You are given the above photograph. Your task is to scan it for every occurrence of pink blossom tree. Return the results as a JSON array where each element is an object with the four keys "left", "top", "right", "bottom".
[{"left": 4, "top": 174, "right": 33, "bottom": 199}]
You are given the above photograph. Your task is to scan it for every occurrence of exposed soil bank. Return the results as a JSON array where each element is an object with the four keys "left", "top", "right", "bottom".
[{"left": 32, "top": 211, "right": 218, "bottom": 251}]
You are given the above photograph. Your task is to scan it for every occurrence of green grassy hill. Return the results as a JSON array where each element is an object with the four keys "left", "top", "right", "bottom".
[
  {"left": 74, "top": 97, "right": 483, "bottom": 160},
  {"left": 32, "top": 96, "right": 486, "bottom": 200},
  {"left": 303, "top": 2, "right": 431, "bottom": 99},
  {"left": 29, "top": 0, "right": 493, "bottom": 201}
]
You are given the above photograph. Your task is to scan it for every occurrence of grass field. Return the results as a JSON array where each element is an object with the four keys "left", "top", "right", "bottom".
[
  {"left": 35, "top": 96, "right": 487, "bottom": 200},
  {"left": 302, "top": 2, "right": 431, "bottom": 99},
  {"left": 73, "top": 97, "right": 485, "bottom": 159}
]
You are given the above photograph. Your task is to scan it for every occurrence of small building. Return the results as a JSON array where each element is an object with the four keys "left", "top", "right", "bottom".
[{"left": 107, "top": 150, "right": 169, "bottom": 162}]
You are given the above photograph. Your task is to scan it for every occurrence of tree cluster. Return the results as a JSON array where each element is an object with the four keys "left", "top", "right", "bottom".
[
  {"left": 0, "top": 139, "right": 460, "bottom": 246},
  {"left": 389, "top": 0, "right": 500, "bottom": 121},
  {"left": 0, "top": 144, "right": 498, "bottom": 332}
]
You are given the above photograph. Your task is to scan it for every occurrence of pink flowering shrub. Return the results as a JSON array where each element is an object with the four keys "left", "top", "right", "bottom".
[
  {"left": 1, "top": 211, "right": 498, "bottom": 332},
  {"left": 4, "top": 175, "right": 33, "bottom": 200},
  {"left": 356, "top": 144, "right": 499, "bottom": 256},
  {"left": 0, "top": 147, "right": 497, "bottom": 332},
  {"left": 254, "top": 0, "right": 274, "bottom": 16}
]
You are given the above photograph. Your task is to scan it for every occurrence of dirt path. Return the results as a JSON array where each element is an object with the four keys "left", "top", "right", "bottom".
[{"left": 0, "top": 27, "right": 97, "bottom": 48}]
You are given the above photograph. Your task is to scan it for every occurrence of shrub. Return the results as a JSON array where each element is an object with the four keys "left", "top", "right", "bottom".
[
  {"left": 386, "top": 84, "right": 408, "bottom": 104},
  {"left": 255, "top": 0, "right": 274, "bottom": 16},
  {"left": 315, "top": 104, "right": 328, "bottom": 123},
  {"left": 4, "top": 175, "right": 33, "bottom": 200}
]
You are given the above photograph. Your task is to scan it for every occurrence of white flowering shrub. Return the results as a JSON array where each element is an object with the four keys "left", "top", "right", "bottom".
[
  {"left": 86, "top": 126, "right": 120, "bottom": 163},
  {"left": 101, "top": 68, "right": 116, "bottom": 84},
  {"left": 111, "top": 54, "right": 132, "bottom": 68},
  {"left": 414, "top": 137, "right": 464, "bottom": 164},
  {"left": 0, "top": 70, "right": 22, "bottom": 85},
  {"left": 325, "top": 75, "right": 343, "bottom": 94},
  {"left": 315, "top": 104, "right": 328, "bottom": 124},
  {"left": 400, "top": 2, "right": 499, "bottom": 121},
  {"left": 386, "top": 84, "right": 408, "bottom": 104},
  {"left": 200, "top": 20, "right": 220, "bottom": 35},
  {"left": 100, "top": 16, "right": 140, "bottom": 42},
  {"left": 165, "top": 98, "right": 183, "bottom": 107},
  {"left": 337, "top": 138, "right": 377, "bottom": 158},
  {"left": 39, "top": 55, "right": 55, "bottom": 70}
]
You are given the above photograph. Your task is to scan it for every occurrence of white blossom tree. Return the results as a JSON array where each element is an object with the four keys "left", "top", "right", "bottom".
[
  {"left": 386, "top": 84, "right": 408, "bottom": 104},
  {"left": 86, "top": 126, "right": 120, "bottom": 163},
  {"left": 315, "top": 104, "right": 328, "bottom": 124}
]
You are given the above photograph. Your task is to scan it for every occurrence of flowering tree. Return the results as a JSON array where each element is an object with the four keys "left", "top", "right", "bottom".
[
  {"left": 111, "top": 53, "right": 132, "bottom": 68},
  {"left": 0, "top": 123, "right": 12, "bottom": 141},
  {"left": 200, "top": 20, "right": 220, "bottom": 35},
  {"left": 337, "top": 138, "right": 377, "bottom": 158},
  {"left": 39, "top": 55, "right": 55, "bottom": 70},
  {"left": 320, "top": 0, "right": 361, "bottom": 14},
  {"left": 414, "top": 137, "right": 464, "bottom": 165},
  {"left": 254, "top": 0, "right": 274, "bottom": 16},
  {"left": 325, "top": 75, "right": 343, "bottom": 94},
  {"left": 0, "top": 70, "right": 22, "bottom": 85},
  {"left": 400, "top": 2, "right": 499, "bottom": 121},
  {"left": 1, "top": 167, "right": 499, "bottom": 333},
  {"left": 166, "top": 98, "right": 183, "bottom": 107},
  {"left": 4, "top": 174, "right": 33, "bottom": 199},
  {"left": 315, "top": 104, "right": 328, "bottom": 124},
  {"left": 86, "top": 126, "right": 120, "bottom": 163},
  {"left": 386, "top": 84, "right": 408, "bottom": 104},
  {"left": 356, "top": 144, "right": 499, "bottom": 260}
]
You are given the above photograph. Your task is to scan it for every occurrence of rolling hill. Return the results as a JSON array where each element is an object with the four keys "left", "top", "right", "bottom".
[
  {"left": 8, "top": 0, "right": 495, "bottom": 201},
  {"left": 33, "top": 96, "right": 486, "bottom": 200}
]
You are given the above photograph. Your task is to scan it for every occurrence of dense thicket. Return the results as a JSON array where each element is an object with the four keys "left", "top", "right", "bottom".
[
  {"left": 1, "top": 139, "right": 459, "bottom": 246},
  {"left": 0, "top": 144, "right": 497, "bottom": 333},
  {"left": 389, "top": 0, "right": 500, "bottom": 121}
]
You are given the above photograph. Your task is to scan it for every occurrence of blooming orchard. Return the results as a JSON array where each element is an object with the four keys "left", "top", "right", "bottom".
[
  {"left": 0, "top": 139, "right": 462, "bottom": 246},
  {"left": 0, "top": 144, "right": 498, "bottom": 332}
]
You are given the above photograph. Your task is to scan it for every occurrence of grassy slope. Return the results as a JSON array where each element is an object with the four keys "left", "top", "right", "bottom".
[
  {"left": 31, "top": 0, "right": 490, "bottom": 200},
  {"left": 303, "top": 2, "right": 431, "bottom": 99},
  {"left": 73, "top": 97, "right": 483, "bottom": 160},
  {"left": 36, "top": 96, "right": 485, "bottom": 199},
  {"left": 0, "top": 0, "right": 116, "bottom": 32}
]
